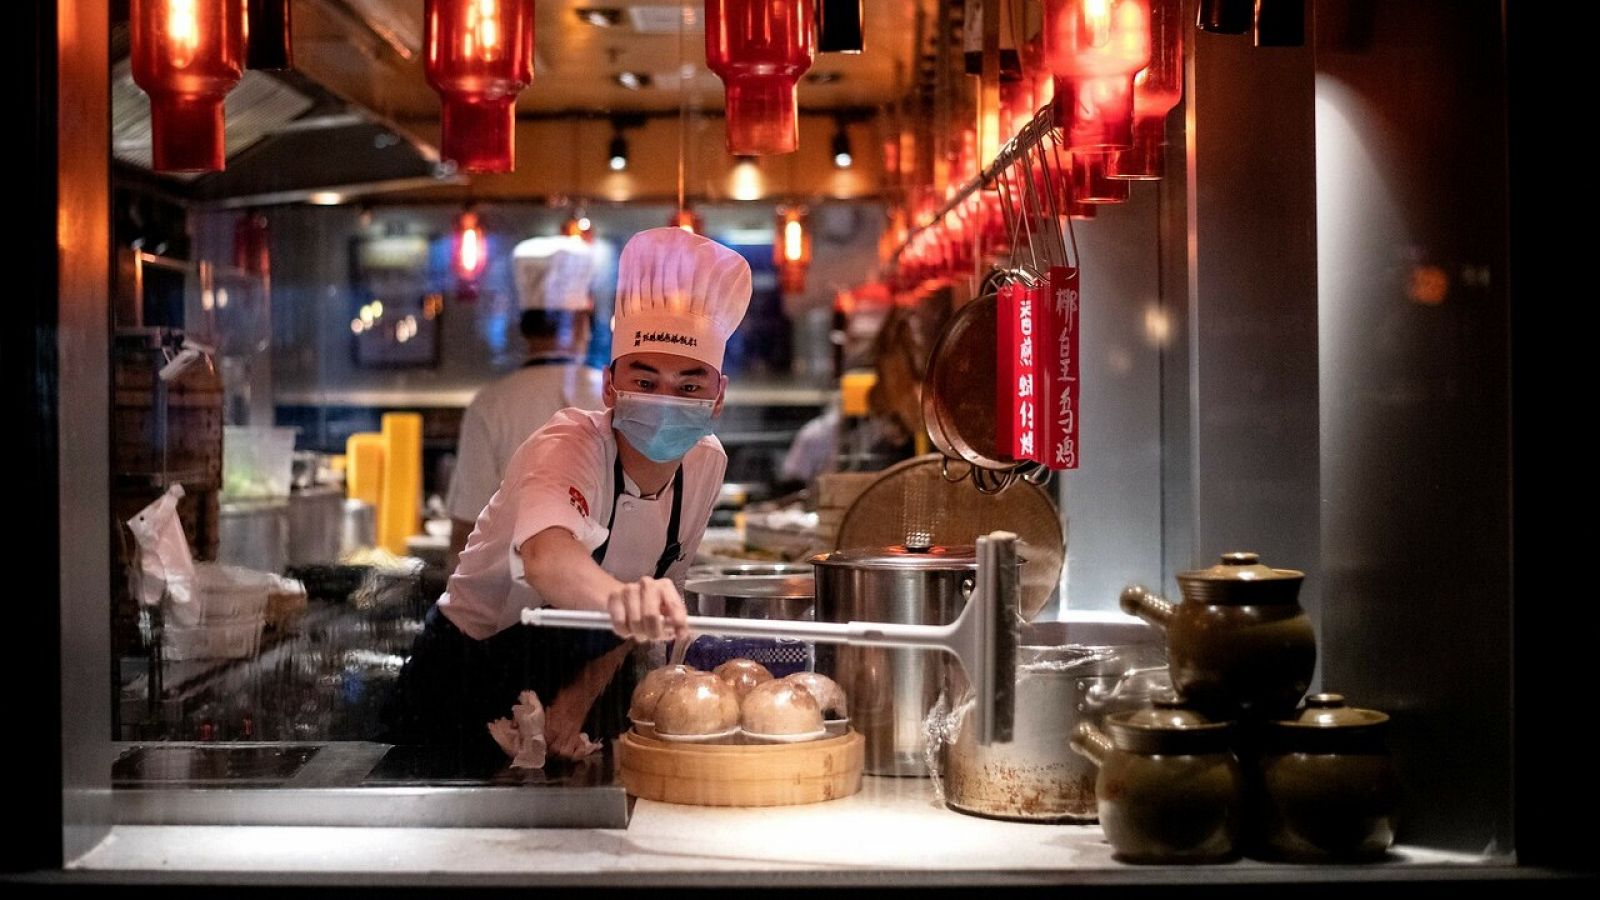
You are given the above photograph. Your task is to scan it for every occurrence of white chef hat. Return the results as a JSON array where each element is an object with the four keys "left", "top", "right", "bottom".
[
  {"left": 512, "top": 235, "right": 595, "bottom": 312},
  {"left": 611, "top": 227, "right": 751, "bottom": 372}
]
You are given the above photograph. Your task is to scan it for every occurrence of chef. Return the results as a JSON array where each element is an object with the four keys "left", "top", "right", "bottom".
[
  {"left": 444, "top": 234, "right": 602, "bottom": 575},
  {"left": 383, "top": 227, "right": 751, "bottom": 762}
]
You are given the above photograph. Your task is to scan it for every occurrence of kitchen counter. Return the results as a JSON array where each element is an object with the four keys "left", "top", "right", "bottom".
[{"left": 68, "top": 775, "right": 1512, "bottom": 886}]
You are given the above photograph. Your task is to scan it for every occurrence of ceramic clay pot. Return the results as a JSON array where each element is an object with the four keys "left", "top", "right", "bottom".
[
  {"left": 1070, "top": 696, "right": 1243, "bottom": 864},
  {"left": 1120, "top": 552, "right": 1316, "bottom": 719}
]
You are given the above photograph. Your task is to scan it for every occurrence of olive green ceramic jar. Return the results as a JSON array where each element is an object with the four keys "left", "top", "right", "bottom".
[
  {"left": 1252, "top": 693, "right": 1400, "bottom": 861},
  {"left": 1070, "top": 697, "right": 1242, "bottom": 864},
  {"left": 1120, "top": 552, "right": 1316, "bottom": 719}
]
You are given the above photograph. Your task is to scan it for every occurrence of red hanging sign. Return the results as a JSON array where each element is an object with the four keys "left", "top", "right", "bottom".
[
  {"left": 1043, "top": 266, "right": 1081, "bottom": 469},
  {"left": 997, "top": 281, "right": 1043, "bottom": 464}
]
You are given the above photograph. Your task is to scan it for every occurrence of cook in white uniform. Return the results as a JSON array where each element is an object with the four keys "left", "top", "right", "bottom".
[
  {"left": 383, "top": 227, "right": 751, "bottom": 762},
  {"left": 445, "top": 235, "right": 603, "bottom": 574}
]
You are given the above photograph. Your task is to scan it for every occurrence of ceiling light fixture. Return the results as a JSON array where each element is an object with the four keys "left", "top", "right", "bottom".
[
  {"left": 831, "top": 121, "right": 853, "bottom": 169},
  {"left": 608, "top": 131, "right": 629, "bottom": 172},
  {"left": 614, "top": 71, "right": 652, "bottom": 90},
  {"left": 574, "top": 8, "right": 623, "bottom": 28}
]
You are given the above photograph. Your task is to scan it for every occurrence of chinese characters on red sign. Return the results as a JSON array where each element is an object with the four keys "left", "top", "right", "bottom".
[{"left": 998, "top": 268, "right": 1079, "bottom": 470}]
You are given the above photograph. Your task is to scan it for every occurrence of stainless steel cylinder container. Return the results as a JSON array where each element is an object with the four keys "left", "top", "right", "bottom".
[{"left": 811, "top": 545, "right": 977, "bottom": 776}]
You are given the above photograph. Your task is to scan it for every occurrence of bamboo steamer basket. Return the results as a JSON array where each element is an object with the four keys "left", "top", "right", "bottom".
[{"left": 617, "top": 729, "right": 864, "bottom": 807}]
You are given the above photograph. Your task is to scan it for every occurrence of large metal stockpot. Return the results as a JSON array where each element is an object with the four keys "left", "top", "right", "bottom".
[
  {"left": 940, "top": 619, "right": 1167, "bottom": 822},
  {"left": 811, "top": 545, "right": 977, "bottom": 776}
]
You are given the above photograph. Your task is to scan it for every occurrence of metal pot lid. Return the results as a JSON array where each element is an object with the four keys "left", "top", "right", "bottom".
[
  {"left": 1275, "top": 693, "right": 1389, "bottom": 730},
  {"left": 1179, "top": 552, "right": 1303, "bottom": 583},
  {"left": 811, "top": 544, "right": 977, "bottom": 570},
  {"left": 683, "top": 575, "right": 815, "bottom": 600},
  {"left": 686, "top": 562, "right": 813, "bottom": 579}
]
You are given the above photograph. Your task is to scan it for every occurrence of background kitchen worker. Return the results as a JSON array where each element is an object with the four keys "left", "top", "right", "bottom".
[{"left": 444, "top": 234, "right": 603, "bottom": 574}]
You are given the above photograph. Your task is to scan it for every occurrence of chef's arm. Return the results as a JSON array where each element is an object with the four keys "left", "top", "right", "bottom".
[{"left": 519, "top": 526, "right": 688, "bottom": 641}]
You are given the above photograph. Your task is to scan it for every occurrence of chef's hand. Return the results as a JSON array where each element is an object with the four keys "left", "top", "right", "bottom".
[{"left": 605, "top": 576, "right": 689, "bottom": 642}]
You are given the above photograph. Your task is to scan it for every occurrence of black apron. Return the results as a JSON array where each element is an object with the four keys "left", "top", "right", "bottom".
[{"left": 381, "top": 451, "right": 684, "bottom": 759}]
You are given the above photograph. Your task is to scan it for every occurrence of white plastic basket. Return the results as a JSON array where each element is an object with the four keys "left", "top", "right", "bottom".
[{"left": 162, "top": 618, "right": 264, "bottom": 660}]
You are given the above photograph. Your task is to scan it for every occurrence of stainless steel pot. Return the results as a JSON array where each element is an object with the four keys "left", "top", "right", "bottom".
[
  {"left": 940, "top": 619, "right": 1167, "bottom": 821},
  {"left": 683, "top": 574, "right": 815, "bottom": 619},
  {"left": 340, "top": 500, "right": 377, "bottom": 555},
  {"left": 218, "top": 499, "right": 289, "bottom": 573},
  {"left": 685, "top": 561, "right": 813, "bottom": 581},
  {"left": 679, "top": 573, "right": 817, "bottom": 677},
  {"left": 812, "top": 545, "right": 976, "bottom": 776},
  {"left": 288, "top": 485, "right": 344, "bottom": 566}
]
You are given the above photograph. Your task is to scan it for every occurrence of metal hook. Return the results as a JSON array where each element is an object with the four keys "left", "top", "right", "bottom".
[
  {"left": 940, "top": 456, "right": 970, "bottom": 484},
  {"left": 1045, "top": 134, "right": 1082, "bottom": 271}
]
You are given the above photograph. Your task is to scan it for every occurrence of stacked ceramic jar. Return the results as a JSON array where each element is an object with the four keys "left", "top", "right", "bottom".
[{"left": 1068, "top": 553, "right": 1400, "bottom": 864}]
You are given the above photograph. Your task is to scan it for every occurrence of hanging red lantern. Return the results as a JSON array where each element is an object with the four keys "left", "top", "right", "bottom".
[
  {"left": 231, "top": 210, "right": 271, "bottom": 276},
  {"left": 130, "top": 0, "right": 246, "bottom": 173},
  {"left": 245, "top": 0, "right": 293, "bottom": 71},
  {"left": 1073, "top": 153, "right": 1130, "bottom": 204},
  {"left": 706, "top": 0, "right": 817, "bottom": 155},
  {"left": 454, "top": 209, "right": 487, "bottom": 282},
  {"left": 1043, "top": 0, "right": 1151, "bottom": 151},
  {"left": 1058, "top": 75, "right": 1135, "bottom": 151},
  {"left": 1110, "top": 0, "right": 1182, "bottom": 179},
  {"left": 774, "top": 207, "right": 812, "bottom": 293},
  {"left": 424, "top": 0, "right": 536, "bottom": 174},
  {"left": 669, "top": 208, "right": 704, "bottom": 234}
]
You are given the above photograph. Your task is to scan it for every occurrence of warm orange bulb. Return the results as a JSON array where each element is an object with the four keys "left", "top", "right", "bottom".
[
  {"left": 774, "top": 208, "right": 812, "bottom": 291},
  {"left": 456, "top": 212, "right": 486, "bottom": 280},
  {"left": 783, "top": 219, "right": 805, "bottom": 262}
]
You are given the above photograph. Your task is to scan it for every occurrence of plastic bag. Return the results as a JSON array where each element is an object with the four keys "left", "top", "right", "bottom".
[
  {"left": 487, "top": 690, "right": 550, "bottom": 769},
  {"left": 126, "top": 485, "right": 196, "bottom": 612}
]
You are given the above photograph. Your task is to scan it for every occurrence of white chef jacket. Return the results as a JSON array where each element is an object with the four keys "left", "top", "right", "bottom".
[
  {"left": 439, "top": 407, "right": 726, "bottom": 641},
  {"left": 444, "top": 356, "right": 605, "bottom": 524}
]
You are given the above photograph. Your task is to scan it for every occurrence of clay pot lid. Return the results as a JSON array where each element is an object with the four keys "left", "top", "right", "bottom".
[
  {"left": 1179, "top": 551, "right": 1303, "bottom": 583},
  {"left": 1114, "top": 694, "right": 1226, "bottom": 732},
  {"left": 1278, "top": 693, "right": 1389, "bottom": 730}
]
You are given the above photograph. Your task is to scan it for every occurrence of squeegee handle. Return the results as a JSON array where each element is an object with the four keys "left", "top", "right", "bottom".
[{"left": 521, "top": 607, "right": 958, "bottom": 652}]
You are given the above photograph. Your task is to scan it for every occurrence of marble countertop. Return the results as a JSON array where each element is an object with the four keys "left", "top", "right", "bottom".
[{"left": 70, "top": 775, "right": 1499, "bottom": 883}]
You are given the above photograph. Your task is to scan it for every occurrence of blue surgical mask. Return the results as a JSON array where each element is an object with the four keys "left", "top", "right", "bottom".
[{"left": 613, "top": 391, "right": 718, "bottom": 462}]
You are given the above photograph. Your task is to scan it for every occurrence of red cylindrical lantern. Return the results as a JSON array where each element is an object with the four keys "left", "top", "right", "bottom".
[
  {"left": 1043, "top": 0, "right": 1150, "bottom": 151},
  {"left": 1073, "top": 153, "right": 1130, "bottom": 203},
  {"left": 245, "top": 0, "right": 293, "bottom": 71},
  {"left": 706, "top": 1, "right": 817, "bottom": 155},
  {"left": 130, "top": 0, "right": 246, "bottom": 172},
  {"left": 1054, "top": 75, "right": 1136, "bottom": 151},
  {"left": 775, "top": 208, "right": 812, "bottom": 292},
  {"left": 1110, "top": 0, "right": 1182, "bottom": 179},
  {"left": 231, "top": 210, "right": 271, "bottom": 276},
  {"left": 424, "top": 0, "right": 536, "bottom": 174}
]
